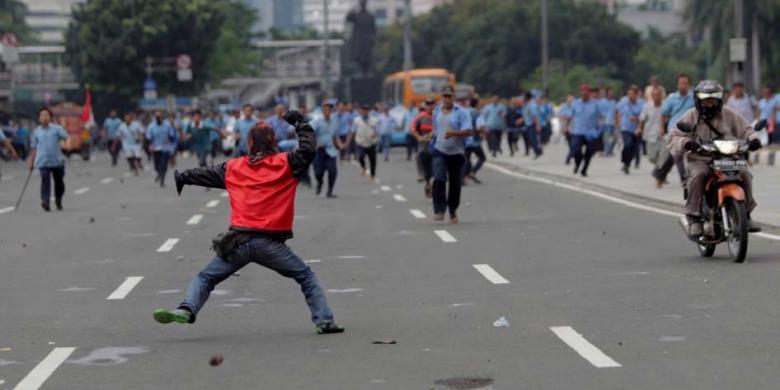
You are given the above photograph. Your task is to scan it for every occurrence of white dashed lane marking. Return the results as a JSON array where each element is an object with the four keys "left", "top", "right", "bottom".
[
  {"left": 393, "top": 194, "right": 407, "bottom": 202},
  {"left": 13, "top": 347, "right": 76, "bottom": 390},
  {"left": 409, "top": 209, "right": 426, "bottom": 219},
  {"left": 0, "top": 206, "right": 15, "bottom": 214},
  {"left": 472, "top": 264, "right": 510, "bottom": 284},
  {"left": 73, "top": 187, "right": 90, "bottom": 195},
  {"left": 205, "top": 200, "right": 220, "bottom": 208},
  {"left": 156, "top": 238, "right": 180, "bottom": 253},
  {"left": 100, "top": 177, "right": 114, "bottom": 184},
  {"left": 186, "top": 214, "right": 204, "bottom": 225},
  {"left": 106, "top": 276, "right": 144, "bottom": 300},
  {"left": 550, "top": 326, "right": 622, "bottom": 368},
  {"left": 434, "top": 230, "right": 457, "bottom": 243}
]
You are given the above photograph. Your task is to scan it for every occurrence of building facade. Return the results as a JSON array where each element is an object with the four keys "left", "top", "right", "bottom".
[{"left": 20, "top": 0, "right": 86, "bottom": 44}]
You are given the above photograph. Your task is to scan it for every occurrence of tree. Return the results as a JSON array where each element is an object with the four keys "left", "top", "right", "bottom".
[
  {"left": 64, "top": 0, "right": 259, "bottom": 114},
  {"left": 375, "top": 0, "right": 640, "bottom": 97},
  {"left": 523, "top": 63, "right": 624, "bottom": 102},
  {"left": 0, "top": 0, "right": 33, "bottom": 43}
]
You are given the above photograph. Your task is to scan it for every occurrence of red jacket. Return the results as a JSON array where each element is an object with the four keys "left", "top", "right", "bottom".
[{"left": 177, "top": 120, "right": 316, "bottom": 239}]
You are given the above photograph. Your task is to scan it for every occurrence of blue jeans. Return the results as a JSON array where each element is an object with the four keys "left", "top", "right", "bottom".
[
  {"left": 179, "top": 237, "right": 335, "bottom": 325},
  {"left": 313, "top": 148, "right": 337, "bottom": 195},
  {"left": 522, "top": 126, "right": 542, "bottom": 156},
  {"left": 602, "top": 125, "right": 617, "bottom": 156},
  {"left": 620, "top": 132, "right": 637, "bottom": 167},
  {"left": 39, "top": 166, "right": 65, "bottom": 203},
  {"left": 570, "top": 135, "right": 598, "bottom": 174},
  {"left": 380, "top": 133, "right": 392, "bottom": 161}
]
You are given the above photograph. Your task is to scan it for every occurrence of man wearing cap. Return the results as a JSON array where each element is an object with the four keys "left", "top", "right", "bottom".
[
  {"left": 311, "top": 100, "right": 343, "bottom": 197},
  {"left": 432, "top": 86, "right": 473, "bottom": 223},
  {"left": 568, "top": 84, "right": 603, "bottom": 177}
]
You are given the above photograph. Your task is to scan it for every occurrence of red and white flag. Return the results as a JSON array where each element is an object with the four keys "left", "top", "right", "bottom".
[{"left": 80, "top": 87, "right": 96, "bottom": 129}]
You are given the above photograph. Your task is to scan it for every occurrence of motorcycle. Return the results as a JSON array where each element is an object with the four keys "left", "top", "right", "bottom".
[{"left": 676, "top": 119, "right": 766, "bottom": 263}]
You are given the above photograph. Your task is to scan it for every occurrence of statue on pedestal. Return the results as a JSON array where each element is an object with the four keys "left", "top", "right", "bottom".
[{"left": 345, "top": 0, "right": 376, "bottom": 76}]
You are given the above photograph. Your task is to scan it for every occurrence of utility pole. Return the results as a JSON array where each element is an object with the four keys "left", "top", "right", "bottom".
[
  {"left": 402, "top": 0, "right": 414, "bottom": 71},
  {"left": 750, "top": 7, "right": 760, "bottom": 94},
  {"left": 322, "top": 0, "right": 332, "bottom": 98},
  {"left": 731, "top": 0, "right": 745, "bottom": 85},
  {"left": 541, "top": 0, "right": 549, "bottom": 92}
]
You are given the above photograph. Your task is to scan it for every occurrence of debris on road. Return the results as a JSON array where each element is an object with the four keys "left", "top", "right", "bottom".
[
  {"left": 493, "top": 316, "right": 510, "bottom": 328},
  {"left": 209, "top": 353, "right": 224, "bottom": 366},
  {"left": 434, "top": 377, "right": 494, "bottom": 390},
  {"left": 371, "top": 339, "right": 397, "bottom": 345},
  {"left": 89, "top": 217, "right": 95, "bottom": 223}
]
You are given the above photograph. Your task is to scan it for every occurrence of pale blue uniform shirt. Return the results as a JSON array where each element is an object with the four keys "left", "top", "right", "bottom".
[
  {"left": 376, "top": 113, "right": 397, "bottom": 135},
  {"left": 267, "top": 116, "right": 294, "bottom": 144},
  {"left": 433, "top": 104, "right": 473, "bottom": 155},
  {"left": 117, "top": 122, "right": 141, "bottom": 146},
  {"left": 661, "top": 91, "right": 694, "bottom": 131},
  {"left": 599, "top": 98, "right": 617, "bottom": 128},
  {"left": 234, "top": 118, "right": 255, "bottom": 153},
  {"left": 539, "top": 102, "right": 554, "bottom": 125},
  {"left": 570, "top": 98, "right": 602, "bottom": 140},
  {"left": 480, "top": 103, "right": 504, "bottom": 130},
  {"left": 617, "top": 97, "right": 644, "bottom": 133},
  {"left": 523, "top": 100, "right": 539, "bottom": 127},
  {"left": 773, "top": 94, "right": 780, "bottom": 123},
  {"left": 103, "top": 117, "right": 122, "bottom": 139},
  {"left": 337, "top": 111, "right": 355, "bottom": 137},
  {"left": 311, "top": 116, "right": 340, "bottom": 158},
  {"left": 758, "top": 97, "right": 774, "bottom": 121},
  {"left": 31, "top": 124, "right": 68, "bottom": 168},
  {"left": 145, "top": 121, "right": 176, "bottom": 152}
]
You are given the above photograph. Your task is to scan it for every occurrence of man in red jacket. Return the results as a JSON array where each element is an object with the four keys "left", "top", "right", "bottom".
[{"left": 153, "top": 111, "right": 344, "bottom": 335}]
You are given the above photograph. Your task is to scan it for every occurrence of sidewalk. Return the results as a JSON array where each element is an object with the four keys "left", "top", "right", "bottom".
[{"left": 491, "top": 140, "right": 780, "bottom": 227}]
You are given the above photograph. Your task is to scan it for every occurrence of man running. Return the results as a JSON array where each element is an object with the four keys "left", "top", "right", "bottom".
[
  {"left": 616, "top": 85, "right": 644, "bottom": 174},
  {"left": 654, "top": 74, "right": 694, "bottom": 188},
  {"left": 411, "top": 98, "right": 435, "bottom": 197},
  {"left": 185, "top": 110, "right": 213, "bottom": 168},
  {"left": 146, "top": 111, "right": 177, "bottom": 187},
  {"left": 103, "top": 109, "right": 122, "bottom": 166},
  {"left": 153, "top": 112, "right": 343, "bottom": 334},
  {"left": 311, "top": 100, "right": 343, "bottom": 197},
  {"left": 568, "top": 84, "right": 602, "bottom": 177},
  {"left": 115, "top": 112, "right": 144, "bottom": 175},
  {"left": 27, "top": 107, "right": 68, "bottom": 211},
  {"left": 352, "top": 104, "right": 379, "bottom": 181}
]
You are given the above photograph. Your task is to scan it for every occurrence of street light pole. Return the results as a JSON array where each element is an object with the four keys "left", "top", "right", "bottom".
[
  {"left": 541, "top": 0, "right": 549, "bottom": 92},
  {"left": 402, "top": 0, "right": 414, "bottom": 71},
  {"left": 322, "top": 0, "right": 332, "bottom": 98}
]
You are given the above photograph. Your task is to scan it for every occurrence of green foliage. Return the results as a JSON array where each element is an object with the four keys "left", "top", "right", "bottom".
[
  {"left": 375, "top": 0, "right": 640, "bottom": 97},
  {"left": 64, "top": 0, "right": 259, "bottom": 112},
  {"left": 522, "top": 63, "right": 624, "bottom": 102},
  {"left": 629, "top": 29, "right": 701, "bottom": 88},
  {"left": 0, "top": 0, "right": 33, "bottom": 43}
]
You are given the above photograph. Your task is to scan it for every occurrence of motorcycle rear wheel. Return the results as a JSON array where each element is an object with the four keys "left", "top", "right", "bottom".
[
  {"left": 725, "top": 198, "right": 748, "bottom": 263},
  {"left": 697, "top": 243, "right": 716, "bottom": 257}
]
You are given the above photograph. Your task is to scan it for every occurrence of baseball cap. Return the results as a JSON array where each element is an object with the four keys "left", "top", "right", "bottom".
[{"left": 441, "top": 85, "right": 455, "bottom": 96}]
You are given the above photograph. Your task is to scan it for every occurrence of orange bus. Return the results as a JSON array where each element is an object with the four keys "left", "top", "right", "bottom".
[{"left": 383, "top": 68, "right": 455, "bottom": 108}]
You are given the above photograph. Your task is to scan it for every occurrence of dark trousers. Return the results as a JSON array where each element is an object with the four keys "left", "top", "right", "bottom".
[
  {"left": 313, "top": 149, "right": 338, "bottom": 195},
  {"left": 488, "top": 128, "right": 503, "bottom": 156},
  {"left": 522, "top": 126, "right": 542, "bottom": 156},
  {"left": 570, "top": 135, "right": 598, "bottom": 174},
  {"left": 195, "top": 151, "right": 209, "bottom": 168},
  {"left": 432, "top": 151, "right": 465, "bottom": 216},
  {"left": 464, "top": 145, "right": 486, "bottom": 177},
  {"left": 405, "top": 134, "right": 418, "bottom": 160},
  {"left": 152, "top": 151, "right": 170, "bottom": 186},
  {"left": 40, "top": 166, "right": 65, "bottom": 204},
  {"left": 109, "top": 139, "right": 121, "bottom": 166},
  {"left": 654, "top": 154, "right": 687, "bottom": 184},
  {"left": 507, "top": 128, "right": 521, "bottom": 155},
  {"left": 565, "top": 134, "right": 573, "bottom": 164},
  {"left": 13, "top": 144, "right": 27, "bottom": 160},
  {"left": 541, "top": 124, "right": 552, "bottom": 145},
  {"left": 417, "top": 148, "right": 433, "bottom": 182},
  {"left": 620, "top": 132, "right": 637, "bottom": 167},
  {"left": 357, "top": 145, "right": 377, "bottom": 178}
]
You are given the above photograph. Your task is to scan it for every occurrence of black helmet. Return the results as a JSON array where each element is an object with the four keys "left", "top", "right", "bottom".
[{"left": 694, "top": 80, "right": 724, "bottom": 120}]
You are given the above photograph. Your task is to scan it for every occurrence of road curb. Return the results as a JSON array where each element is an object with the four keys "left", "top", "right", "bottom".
[{"left": 488, "top": 160, "right": 780, "bottom": 231}]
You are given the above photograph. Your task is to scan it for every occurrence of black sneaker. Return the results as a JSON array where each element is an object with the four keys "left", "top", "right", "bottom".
[
  {"left": 326, "top": 193, "right": 338, "bottom": 198},
  {"left": 316, "top": 322, "right": 345, "bottom": 335},
  {"left": 55, "top": 200, "right": 63, "bottom": 211},
  {"left": 41, "top": 202, "right": 50, "bottom": 212}
]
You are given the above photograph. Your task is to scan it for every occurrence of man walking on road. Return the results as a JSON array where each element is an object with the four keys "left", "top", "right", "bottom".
[
  {"left": 464, "top": 97, "right": 487, "bottom": 185},
  {"left": 482, "top": 95, "right": 505, "bottom": 157},
  {"left": 311, "top": 100, "right": 343, "bottom": 197},
  {"left": 103, "top": 109, "right": 122, "bottom": 166},
  {"left": 154, "top": 111, "right": 344, "bottom": 335},
  {"left": 115, "top": 112, "right": 144, "bottom": 175},
  {"left": 185, "top": 110, "right": 212, "bottom": 168},
  {"left": 353, "top": 104, "right": 380, "bottom": 181},
  {"left": 725, "top": 82, "right": 757, "bottom": 123},
  {"left": 27, "top": 107, "right": 69, "bottom": 211},
  {"left": 638, "top": 86, "right": 665, "bottom": 172},
  {"left": 616, "top": 85, "right": 644, "bottom": 174},
  {"left": 431, "top": 86, "right": 473, "bottom": 223},
  {"left": 235, "top": 104, "right": 256, "bottom": 157},
  {"left": 568, "top": 84, "right": 602, "bottom": 177},
  {"left": 146, "top": 110, "right": 177, "bottom": 187},
  {"left": 411, "top": 98, "right": 435, "bottom": 197},
  {"left": 654, "top": 74, "right": 694, "bottom": 188}
]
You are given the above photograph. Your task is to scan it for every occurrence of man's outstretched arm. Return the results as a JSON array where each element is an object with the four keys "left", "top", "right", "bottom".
[
  {"left": 285, "top": 111, "right": 317, "bottom": 177},
  {"left": 174, "top": 163, "right": 227, "bottom": 195}
]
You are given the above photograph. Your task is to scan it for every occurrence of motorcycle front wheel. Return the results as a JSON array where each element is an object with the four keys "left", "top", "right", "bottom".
[{"left": 725, "top": 198, "right": 748, "bottom": 263}]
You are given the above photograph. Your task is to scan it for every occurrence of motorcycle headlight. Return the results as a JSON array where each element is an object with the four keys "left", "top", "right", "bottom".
[{"left": 713, "top": 140, "right": 739, "bottom": 155}]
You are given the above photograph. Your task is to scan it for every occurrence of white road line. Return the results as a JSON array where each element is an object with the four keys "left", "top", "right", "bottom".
[
  {"left": 220, "top": 191, "right": 229, "bottom": 198},
  {"left": 393, "top": 194, "right": 407, "bottom": 202},
  {"left": 0, "top": 206, "right": 15, "bottom": 214},
  {"left": 434, "top": 230, "right": 457, "bottom": 243},
  {"left": 550, "top": 326, "right": 622, "bottom": 368},
  {"left": 106, "top": 276, "right": 144, "bottom": 300},
  {"left": 186, "top": 214, "right": 204, "bottom": 225},
  {"left": 472, "top": 264, "right": 510, "bottom": 284},
  {"left": 304, "top": 259, "right": 321, "bottom": 264},
  {"left": 122, "top": 172, "right": 132, "bottom": 177},
  {"left": 409, "top": 209, "right": 426, "bottom": 219},
  {"left": 380, "top": 185, "right": 391, "bottom": 192},
  {"left": 13, "top": 347, "right": 76, "bottom": 390},
  {"left": 73, "top": 187, "right": 90, "bottom": 195},
  {"left": 205, "top": 199, "right": 220, "bottom": 208},
  {"left": 156, "top": 238, "right": 180, "bottom": 252},
  {"left": 486, "top": 162, "right": 780, "bottom": 242},
  {"left": 100, "top": 177, "right": 114, "bottom": 184}
]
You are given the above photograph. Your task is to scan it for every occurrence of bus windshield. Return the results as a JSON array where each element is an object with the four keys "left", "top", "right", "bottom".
[{"left": 410, "top": 76, "right": 451, "bottom": 94}]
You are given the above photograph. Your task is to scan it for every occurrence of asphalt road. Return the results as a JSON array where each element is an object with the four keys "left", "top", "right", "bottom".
[{"left": 1, "top": 149, "right": 779, "bottom": 390}]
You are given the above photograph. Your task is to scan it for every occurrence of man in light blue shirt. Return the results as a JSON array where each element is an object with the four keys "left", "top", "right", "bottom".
[
  {"left": 481, "top": 95, "right": 506, "bottom": 157},
  {"left": 268, "top": 105, "right": 296, "bottom": 152},
  {"left": 599, "top": 88, "right": 618, "bottom": 156},
  {"left": 757, "top": 87, "right": 776, "bottom": 144},
  {"left": 538, "top": 94, "right": 554, "bottom": 145},
  {"left": 432, "top": 86, "right": 473, "bottom": 223},
  {"left": 27, "top": 107, "right": 69, "bottom": 211},
  {"left": 116, "top": 112, "right": 144, "bottom": 175},
  {"left": 234, "top": 104, "right": 256, "bottom": 156},
  {"left": 568, "top": 84, "right": 602, "bottom": 177},
  {"left": 401, "top": 102, "right": 419, "bottom": 161},
  {"left": 145, "top": 110, "right": 177, "bottom": 187},
  {"left": 654, "top": 74, "right": 694, "bottom": 187},
  {"left": 103, "top": 109, "right": 123, "bottom": 166},
  {"left": 376, "top": 103, "right": 397, "bottom": 162},
  {"left": 311, "top": 101, "right": 344, "bottom": 198},
  {"left": 522, "top": 91, "right": 543, "bottom": 158},
  {"left": 336, "top": 103, "right": 355, "bottom": 161},
  {"left": 616, "top": 85, "right": 644, "bottom": 174}
]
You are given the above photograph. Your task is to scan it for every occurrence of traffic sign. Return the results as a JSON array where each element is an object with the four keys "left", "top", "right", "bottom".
[
  {"left": 176, "top": 54, "right": 192, "bottom": 69},
  {"left": 1, "top": 33, "right": 18, "bottom": 47}
]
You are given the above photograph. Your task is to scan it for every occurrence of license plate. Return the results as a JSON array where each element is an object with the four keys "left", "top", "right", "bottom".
[{"left": 713, "top": 159, "right": 747, "bottom": 171}]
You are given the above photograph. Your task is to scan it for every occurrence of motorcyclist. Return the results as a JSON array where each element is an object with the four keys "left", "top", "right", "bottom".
[{"left": 668, "top": 80, "right": 763, "bottom": 236}]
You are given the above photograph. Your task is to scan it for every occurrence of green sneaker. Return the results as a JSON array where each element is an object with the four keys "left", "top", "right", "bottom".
[
  {"left": 153, "top": 309, "right": 191, "bottom": 324},
  {"left": 316, "top": 322, "right": 345, "bottom": 335}
]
